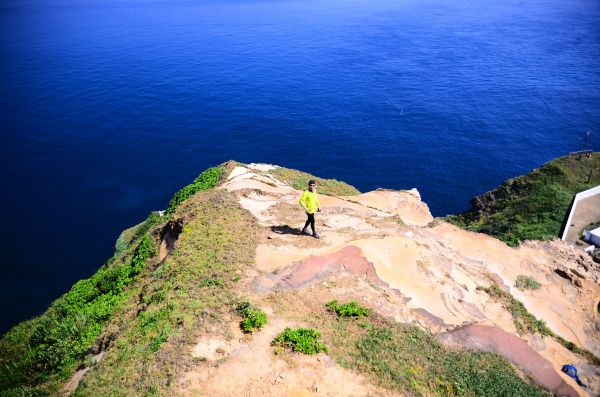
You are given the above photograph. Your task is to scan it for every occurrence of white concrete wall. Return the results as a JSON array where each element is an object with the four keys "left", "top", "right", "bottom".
[
  {"left": 584, "top": 228, "right": 600, "bottom": 246},
  {"left": 561, "top": 185, "right": 600, "bottom": 241}
]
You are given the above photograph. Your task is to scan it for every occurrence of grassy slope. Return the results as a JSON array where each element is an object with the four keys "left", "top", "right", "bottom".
[
  {"left": 269, "top": 166, "right": 360, "bottom": 196},
  {"left": 446, "top": 153, "right": 600, "bottom": 246},
  {"left": 75, "top": 189, "right": 258, "bottom": 395},
  {"left": 0, "top": 166, "right": 231, "bottom": 395},
  {"left": 1, "top": 160, "right": 568, "bottom": 396},
  {"left": 268, "top": 294, "right": 548, "bottom": 397}
]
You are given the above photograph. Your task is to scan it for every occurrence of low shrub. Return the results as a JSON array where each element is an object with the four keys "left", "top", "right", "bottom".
[
  {"left": 515, "top": 275, "right": 541, "bottom": 290},
  {"left": 115, "top": 211, "right": 161, "bottom": 254},
  {"left": 236, "top": 301, "right": 267, "bottom": 333},
  {"left": 326, "top": 300, "right": 370, "bottom": 318},
  {"left": 166, "top": 167, "right": 222, "bottom": 215},
  {"left": 272, "top": 327, "right": 327, "bottom": 354}
]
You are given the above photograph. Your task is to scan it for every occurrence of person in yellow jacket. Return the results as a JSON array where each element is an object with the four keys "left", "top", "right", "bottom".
[{"left": 299, "top": 179, "right": 321, "bottom": 239}]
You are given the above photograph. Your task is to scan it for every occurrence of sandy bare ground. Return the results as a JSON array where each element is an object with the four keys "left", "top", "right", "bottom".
[{"left": 176, "top": 164, "right": 600, "bottom": 396}]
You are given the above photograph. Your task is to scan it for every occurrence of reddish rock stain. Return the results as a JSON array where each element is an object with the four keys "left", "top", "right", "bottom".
[
  {"left": 253, "top": 245, "right": 386, "bottom": 293},
  {"left": 436, "top": 324, "right": 580, "bottom": 397}
]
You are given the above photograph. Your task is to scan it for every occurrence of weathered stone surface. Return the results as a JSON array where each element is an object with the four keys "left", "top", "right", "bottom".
[{"left": 437, "top": 324, "right": 580, "bottom": 397}]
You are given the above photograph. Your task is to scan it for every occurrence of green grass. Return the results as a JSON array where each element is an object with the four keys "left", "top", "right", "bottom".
[
  {"left": 268, "top": 293, "right": 549, "bottom": 396},
  {"left": 272, "top": 327, "right": 328, "bottom": 355},
  {"left": 235, "top": 301, "right": 268, "bottom": 333},
  {"left": 480, "top": 283, "right": 600, "bottom": 366},
  {"left": 326, "top": 300, "right": 370, "bottom": 318},
  {"left": 115, "top": 212, "right": 161, "bottom": 254},
  {"left": 479, "top": 284, "right": 552, "bottom": 336},
  {"left": 446, "top": 153, "right": 600, "bottom": 246},
  {"left": 165, "top": 166, "right": 222, "bottom": 215},
  {"left": 0, "top": 234, "right": 158, "bottom": 395},
  {"left": 0, "top": 164, "right": 254, "bottom": 396},
  {"left": 515, "top": 275, "right": 541, "bottom": 291},
  {"left": 554, "top": 336, "right": 600, "bottom": 366},
  {"left": 73, "top": 188, "right": 258, "bottom": 396},
  {"left": 350, "top": 324, "right": 548, "bottom": 397},
  {"left": 270, "top": 167, "right": 360, "bottom": 196}
]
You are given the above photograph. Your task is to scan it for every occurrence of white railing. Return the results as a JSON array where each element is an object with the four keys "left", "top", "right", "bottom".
[{"left": 561, "top": 185, "right": 600, "bottom": 241}]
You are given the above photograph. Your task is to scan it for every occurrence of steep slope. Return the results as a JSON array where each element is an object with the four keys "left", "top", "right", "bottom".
[
  {"left": 446, "top": 153, "right": 600, "bottom": 246},
  {"left": 1, "top": 161, "right": 599, "bottom": 397}
]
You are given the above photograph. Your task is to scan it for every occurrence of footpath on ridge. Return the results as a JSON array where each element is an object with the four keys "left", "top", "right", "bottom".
[{"left": 177, "top": 163, "right": 600, "bottom": 397}]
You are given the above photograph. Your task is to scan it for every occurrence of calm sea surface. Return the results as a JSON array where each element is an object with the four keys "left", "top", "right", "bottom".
[{"left": 1, "top": 0, "right": 599, "bottom": 333}]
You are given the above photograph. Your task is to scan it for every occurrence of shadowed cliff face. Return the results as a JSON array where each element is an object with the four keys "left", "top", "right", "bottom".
[{"left": 209, "top": 163, "right": 600, "bottom": 397}]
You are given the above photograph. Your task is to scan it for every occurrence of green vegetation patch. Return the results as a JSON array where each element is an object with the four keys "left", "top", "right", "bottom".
[
  {"left": 73, "top": 188, "right": 258, "bottom": 396},
  {"left": 272, "top": 327, "right": 328, "bottom": 354},
  {"left": 480, "top": 283, "right": 600, "bottom": 365},
  {"left": 165, "top": 166, "right": 222, "bottom": 215},
  {"left": 270, "top": 167, "right": 360, "bottom": 196},
  {"left": 326, "top": 300, "right": 370, "bottom": 318},
  {"left": 351, "top": 324, "right": 548, "bottom": 397},
  {"left": 268, "top": 292, "right": 548, "bottom": 396},
  {"left": 0, "top": 234, "right": 157, "bottom": 394},
  {"left": 479, "top": 284, "right": 552, "bottom": 336},
  {"left": 515, "top": 275, "right": 541, "bottom": 291},
  {"left": 236, "top": 301, "right": 268, "bottom": 333},
  {"left": 446, "top": 153, "right": 600, "bottom": 246},
  {"left": 581, "top": 221, "right": 600, "bottom": 237},
  {"left": 115, "top": 212, "right": 161, "bottom": 254}
]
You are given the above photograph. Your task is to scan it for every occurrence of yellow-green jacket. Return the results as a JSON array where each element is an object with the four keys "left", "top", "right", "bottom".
[{"left": 299, "top": 190, "right": 320, "bottom": 214}]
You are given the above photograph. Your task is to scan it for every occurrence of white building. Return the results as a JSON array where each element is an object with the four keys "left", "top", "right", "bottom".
[{"left": 584, "top": 227, "right": 600, "bottom": 246}]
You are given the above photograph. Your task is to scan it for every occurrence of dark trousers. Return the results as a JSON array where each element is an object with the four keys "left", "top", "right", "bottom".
[{"left": 303, "top": 212, "right": 316, "bottom": 233}]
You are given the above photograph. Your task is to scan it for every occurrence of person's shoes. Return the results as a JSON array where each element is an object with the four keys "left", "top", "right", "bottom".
[
  {"left": 313, "top": 231, "right": 321, "bottom": 239},
  {"left": 301, "top": 227, "right": 310, "bottom": 235}
]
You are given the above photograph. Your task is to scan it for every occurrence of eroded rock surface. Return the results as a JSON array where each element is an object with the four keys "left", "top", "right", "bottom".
[{"left": 179, "top": 164, "right": 600, "bottom": 396}]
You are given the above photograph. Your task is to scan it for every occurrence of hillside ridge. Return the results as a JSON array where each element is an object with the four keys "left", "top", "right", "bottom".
[{"left": 1, "top": 160, "right": 599, "bottom": 396}]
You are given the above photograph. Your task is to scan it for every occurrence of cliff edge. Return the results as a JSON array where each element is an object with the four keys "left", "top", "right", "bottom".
[{"left": 1, "top": 161, "right": 599, "bottom": 396}]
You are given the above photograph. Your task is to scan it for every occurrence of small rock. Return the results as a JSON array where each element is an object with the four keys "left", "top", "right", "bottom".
[
  {"left": 573, "top": 278, "right": 583, "bottom": 288},
  {"left": 274, "top": 374, "right": 285, "bottom": 384},
  {"left": 322, "top": 281, "right": 329, "bottom": 288},
  {"left": 216, "top": 347, "right": 226, "bottom": 354}
]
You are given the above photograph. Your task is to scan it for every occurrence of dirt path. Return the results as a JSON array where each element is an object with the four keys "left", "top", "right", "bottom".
[{"left": 178, "top": 164, "right": 600, "bottom": 396}]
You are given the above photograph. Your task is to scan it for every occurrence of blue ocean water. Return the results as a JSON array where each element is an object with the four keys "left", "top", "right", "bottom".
[{"left": 0, "top": 0, "right": 599, "bottom": 333}]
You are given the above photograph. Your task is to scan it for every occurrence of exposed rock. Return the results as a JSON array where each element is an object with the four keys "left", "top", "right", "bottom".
[
  {"left": 592, "top": 248, "right": 600, "bottom": 265},
  {"left": 437, "top": 324, "right": 580, "bottom": 397},
  {"left": 185, "top": 164, "right": 600, "bottom": 396}
]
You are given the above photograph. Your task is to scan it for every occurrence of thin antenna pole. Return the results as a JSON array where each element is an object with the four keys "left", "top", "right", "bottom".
[{"left": 581, "top": 131, "right": 591, "bottom": 151}]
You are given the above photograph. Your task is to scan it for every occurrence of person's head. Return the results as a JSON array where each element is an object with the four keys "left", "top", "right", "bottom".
[{"left": 308, "top": 180, "right": 316, "bottom": 192}]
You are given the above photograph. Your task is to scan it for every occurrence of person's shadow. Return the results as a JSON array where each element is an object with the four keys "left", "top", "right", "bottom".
[{"left": 270, "top": 225, "right": 302, "bottom": 235}]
